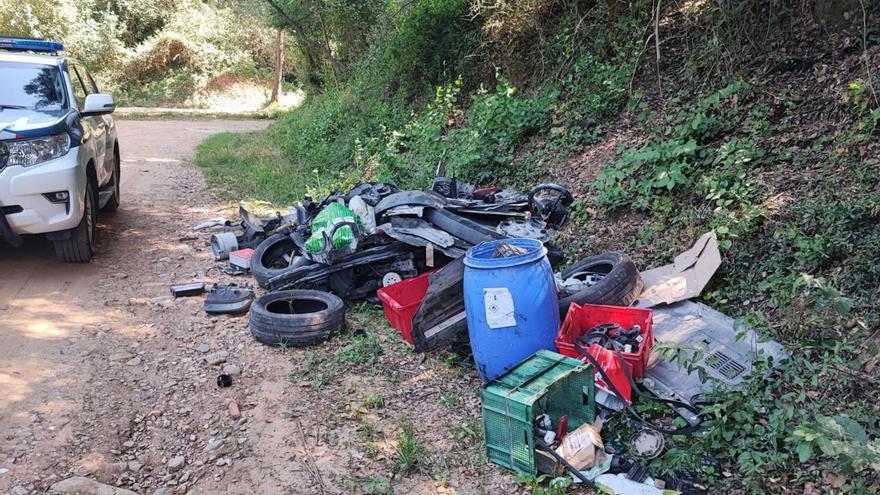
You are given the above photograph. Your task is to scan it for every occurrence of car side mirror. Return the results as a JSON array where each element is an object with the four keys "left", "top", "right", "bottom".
[{"left": 81, "top": 93, "right": 116, "bottom": 116}]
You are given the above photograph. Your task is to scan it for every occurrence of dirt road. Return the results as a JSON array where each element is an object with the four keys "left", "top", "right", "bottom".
[{"left": 0, "top": 120, "right": 285, "bottom": 494}]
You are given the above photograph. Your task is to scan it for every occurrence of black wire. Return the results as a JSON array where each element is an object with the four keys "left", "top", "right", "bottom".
[{"left": 573, "top": 338, "right": 705, "bottom": 436}]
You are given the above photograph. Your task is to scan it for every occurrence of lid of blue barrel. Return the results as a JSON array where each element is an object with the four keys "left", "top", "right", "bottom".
[{"left": 464, "top": 238, "right": 547, "bottom": 269}]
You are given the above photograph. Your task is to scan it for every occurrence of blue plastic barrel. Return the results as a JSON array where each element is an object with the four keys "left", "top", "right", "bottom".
[{"left": 463, "top": 238, "right": 561, "bottom": 382}]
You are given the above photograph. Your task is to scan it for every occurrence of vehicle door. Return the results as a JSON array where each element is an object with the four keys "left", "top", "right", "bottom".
[
  {"left": 81, "top": 66, "right": 115, "bottom": 183},
  {"left": 70, "top": 64, "right": 108, "bottom": 185}
]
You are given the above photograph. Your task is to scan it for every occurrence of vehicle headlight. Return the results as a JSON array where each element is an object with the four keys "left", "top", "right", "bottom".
[{"left": 0, "top": 134, "right": 71, "bottom": 168}]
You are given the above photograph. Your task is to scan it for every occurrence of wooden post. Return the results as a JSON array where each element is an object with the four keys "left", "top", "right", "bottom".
[{"left": 270, "top": 28, "right": 284, "bottom": 104}]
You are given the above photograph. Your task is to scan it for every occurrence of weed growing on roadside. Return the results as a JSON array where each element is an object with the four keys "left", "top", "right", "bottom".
[
  {"left": 394, "top": 422, "right": 431, "bottom": 475},
  {"left": 334, "top": 333, "right": 383, "bottom": 366},
  {"left": 452, "top": 417, "right": 483, "bottom": 447},
  {"left": 344, "top": 474, "right": 392, "bottom": 495},
  {"left": 513, "top": 473, "right": 573, "bottom": 495},
  {"left": 363, "top": 394, "right": 386, "bottom": 410},
  {"left": 841, "top": 79, "right": 880, "bottom": 152}
]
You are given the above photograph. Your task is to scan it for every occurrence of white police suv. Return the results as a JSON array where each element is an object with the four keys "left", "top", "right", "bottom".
[{"left": 0, "top": 37, "right": 120, "bottom": 262}]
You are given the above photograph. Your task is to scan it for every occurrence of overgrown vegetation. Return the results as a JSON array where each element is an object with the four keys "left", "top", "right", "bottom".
[
  {"left": 1, "top": 0, "right": 285, "bottom": 106},
  {"left": 196, "top": 0, "right": 880, "bottom": 493}
]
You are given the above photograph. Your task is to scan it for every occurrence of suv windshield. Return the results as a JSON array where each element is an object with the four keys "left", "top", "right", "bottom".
[{"left": 0, "top": 61, "right": 67, "bottom": 111}]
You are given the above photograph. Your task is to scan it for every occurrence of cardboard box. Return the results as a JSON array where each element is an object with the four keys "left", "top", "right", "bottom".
[{"left": 555, "top": 420, "right": 605, "bottom": 471}]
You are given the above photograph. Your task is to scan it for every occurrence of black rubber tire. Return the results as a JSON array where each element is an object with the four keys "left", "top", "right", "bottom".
[
  {"left": 249, "top": 290, "right": 345, "bottom": 346},
  {"left": 101, "top": 146, "right": 121, "bottom": 212},
  {"left": 558, "top": 252, "right": 644, "bottom": 317},
  {"left": 54, "top": 179, "right": 97, "bottom": 263},
  {"left": 251, "top": 233, "right": 301, "bottom": 288}
]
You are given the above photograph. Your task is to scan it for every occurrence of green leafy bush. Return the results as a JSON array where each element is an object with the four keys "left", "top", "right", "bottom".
[
  {"left": 366, "top": 74, "right": 553, "bottom": 189},
  {"left": 594, "top": 81, "right": 755, "bottom": 215}
]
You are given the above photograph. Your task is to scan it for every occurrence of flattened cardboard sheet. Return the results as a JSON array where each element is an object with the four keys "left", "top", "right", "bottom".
[{"left": 636, "top": 231, "right": 721, "bottom": 307}]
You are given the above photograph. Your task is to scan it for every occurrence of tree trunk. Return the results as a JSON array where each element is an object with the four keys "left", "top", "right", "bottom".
[
  {"left": 263, "top": 0, "right": 343, "bottom": 75},
  {"left": 269, "top": 29, "right": 284, "bottom": 104}
]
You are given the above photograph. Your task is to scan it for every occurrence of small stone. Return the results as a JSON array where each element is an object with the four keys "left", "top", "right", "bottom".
[
  {"left": 222, "top": 364, "right": 240, "bottom": 376},
  {"left": 109, "top": 352, "right": 133, "bottom": 362},
  {"left": 205, "top": 351, "right": 229, "bottom": 365},
  {"left": 196, "top": 344, "right": 210, "bottom": 354},
  {"left": 204, "top": 437, "right": 224, "bottom": 451},
  {"left": 126, "top": 357, "right": 142, "bottom": 366},
  {"left": 149, "top": 296, "right": 174, "bottom": 309},
  {"left": 167, "top": 455, "right": 185, "bottom": 472},
  {"left": 128, "top": 461, "right": 143, "bottom": 472},
  {"left": 227, "top": 401, "right": 241, "bottom": 419}
]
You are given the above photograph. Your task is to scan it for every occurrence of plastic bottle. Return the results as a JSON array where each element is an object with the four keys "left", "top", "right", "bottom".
[{"left": 349, "top": 195, "right": 377, "bottom": 234}]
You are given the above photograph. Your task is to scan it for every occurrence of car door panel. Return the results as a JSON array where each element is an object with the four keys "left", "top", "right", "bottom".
[
  {"left": 83, "top": 69, "right": 114, "bottom": 184},
  {"left": 71, "top": 65, "right": 108, "bottom": 185}
]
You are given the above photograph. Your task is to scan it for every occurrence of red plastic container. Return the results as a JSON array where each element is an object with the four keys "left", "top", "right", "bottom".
[
  {"left": 555, "top": 303, "right": 654, "bottom": 378},
  {"left": 376, "top": 271, "right": 433, "bottom": 345}
]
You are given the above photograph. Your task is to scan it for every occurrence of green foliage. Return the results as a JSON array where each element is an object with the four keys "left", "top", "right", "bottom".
[
  {"left": 359, "top": 475, "right": 392, "bottom": 494},
  {"left": 395, "top": 423, "right": 431, "bottom": 474},
  {"left": 360, "top": 0, "right": 474, "bottom": 100},
  {"left": 334, "top": 333, "right": 383, "bottom": 365},
  {"left": 194, "top": 130, "right": 305, "bottom": 205},
  {"left": 593, "top": 81, "right": 762, "bottom": 247},
  {"left": 0, "top": 0, "right": 278, "bottom": 106},
  {"left": 366, "top": 73, "right": 553, "bottom": 189},
  {"left": 790, "top": 415, "right": 880, "bottom": 475},
  {"left": 363, "top": 394, "right": 385, "bottom": 410},
  {"left": 842, "top": 80, "right": 880, "bottom": 149},
  {"left": 688, "top": 347, "right": 880, "bottom": 493},
  {"left": 513, "top": 473, "right": 573, "bottom": 495},
  {"left": 555, "top": 5, "right": 646, "bottom": 126}
]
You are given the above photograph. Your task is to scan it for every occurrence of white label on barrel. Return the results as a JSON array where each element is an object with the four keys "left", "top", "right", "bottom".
[{"left": 484, "top": 288, "right": 516, "bottom": 329}]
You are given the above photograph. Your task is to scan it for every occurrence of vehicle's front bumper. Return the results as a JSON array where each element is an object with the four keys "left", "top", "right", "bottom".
[{"left": 0, "top": 150, "right": 86, "bottom": 236}]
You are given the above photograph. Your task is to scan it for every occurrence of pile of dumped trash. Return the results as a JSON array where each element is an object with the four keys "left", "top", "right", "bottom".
[
  {"left": 198, "top": 178, "right": 638, "bottom": 345},
  {"left": 185, "top": 177, "right": 786, "bottom": 495}
]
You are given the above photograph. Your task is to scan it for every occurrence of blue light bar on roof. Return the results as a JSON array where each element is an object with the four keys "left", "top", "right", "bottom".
[{"left": 0, "top": 37, "right": 64, "bottom": 52}]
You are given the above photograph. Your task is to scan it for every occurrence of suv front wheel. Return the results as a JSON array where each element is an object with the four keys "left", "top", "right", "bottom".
[{"left": 54, "top": 179, "right": 97, "bottom": 263}]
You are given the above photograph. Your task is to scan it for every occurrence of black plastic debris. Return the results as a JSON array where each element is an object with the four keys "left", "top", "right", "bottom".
[
  {"left": 492, "top": 241, "right": 529, "bottom": 258},
  {"left": 203, "top": 284, "right": 255, "bottom": 314},
  {"left": 170, "top": 282, "right": 206, "bottom": 298}
]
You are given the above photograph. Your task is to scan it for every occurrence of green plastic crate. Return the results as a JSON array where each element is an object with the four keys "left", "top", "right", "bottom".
[{"left": 482, "top": 349, "right": 595, "bottom": 475}]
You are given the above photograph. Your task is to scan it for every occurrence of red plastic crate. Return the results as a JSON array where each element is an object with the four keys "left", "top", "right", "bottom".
[
  {"left": 376, "top": 271, "right": 433, "bottom": 345},
  {"left": 555, "top": 303, "right": 654, "bottom": 378}
]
